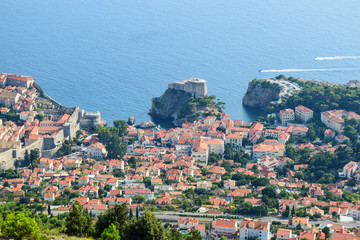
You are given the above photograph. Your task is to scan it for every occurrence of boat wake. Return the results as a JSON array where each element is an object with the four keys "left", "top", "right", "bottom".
[
  {"left": 314, "top": 56, "right": 360, "bottom": 60},
  {"left": 259, "top": 68, "right": 360, "bottom": 73}
]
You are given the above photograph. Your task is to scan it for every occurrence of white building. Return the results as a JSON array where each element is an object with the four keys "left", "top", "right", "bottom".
[
  {"left": 253, "top": 143, "right": 285, "bottom": 160},
  {"left": 239, "top": 219, "right": 270, "bottom": 240},
  {"left": 341, "top": 161, "right": 358, "bottom": 179},
  {"left": 321, "top": 110, "right": 360, "bottom": 133},
  {"left": 211, "top": 219, "right": 238, "bottom": 240},
  {"left": 225, "top": 134, "right": 243, "bottom": 149},
  {"left": 84, "top": 142, "right": 107, "bottom": 159},
  {"left": 279, "top": 109, "right": 295, "bottom": 125},
  {"left": 347, "top": 205, "right": 360, "bottom": 220},
  {"left": 295, "top": 105, "right": 313, "bottom": 123},
  {"left": 178, "top": 218, "right": 199, "bottom": 229}
]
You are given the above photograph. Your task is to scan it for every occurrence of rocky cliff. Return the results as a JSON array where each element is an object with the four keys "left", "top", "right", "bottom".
[
  {"left": 149, "top": 88, "right": 192, "bottom": 120},
  {"left": 242, "top": 79, "right": 281, "bottom": 109},
  {"left": 149, "top": 87, "right": 223, "bottom": 126}
]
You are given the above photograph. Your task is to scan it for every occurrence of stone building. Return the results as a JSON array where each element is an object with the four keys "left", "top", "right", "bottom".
[
  {"left": 168, "top": 78, "right": 207, "bottom": 98},
  {"left": 0, "top": 73, "right": 35, "bottom": 89},
  {"left": 0, "top": 92, "right": 20, "bottom": 108}
]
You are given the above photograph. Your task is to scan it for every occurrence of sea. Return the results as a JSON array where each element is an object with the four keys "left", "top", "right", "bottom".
[{"left": 1, "top": 0, "right": 360, "bottom": 126}]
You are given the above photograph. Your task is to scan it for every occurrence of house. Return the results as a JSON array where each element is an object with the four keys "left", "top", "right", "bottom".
[
  {"left": 151, "top": 178, "right": 162, "bottom": 185},
  {"left": 78, "top": 175, "right": 89, "bottom": 186},
  {"left": 108, "top": 159, "right": 125, "bottom": 172},
  {"left": 307, "top": 206, "right": 324, "bottom": 216},
  {"left": 223, "top": 179, "right": 236, "bottom": 190},
  {"left": 288, "top": 216, "right": 309, "bottom": 228},
  {"left": 341, "top": 161, "right": 358, "bottom": 179},
  {"left": 44, "top": 192, "right": 57, "bottom": 202},
  {"left": 194, "top": 224, "right": 206, "bottom": 238},
  {"left": 154, "top": 185, "right": 174, "bottom": 194},
  {"left": 125, "top": 174, "right": 143, "bottom": 183},
  {"left": 299, "top": 231, "right": 316, "bottom": 240},
  {"left": 155, "top": 197, "right": 171, "bottom": 205},
  {"left": 79, "top": 185, "right": 99, "bottom": 198},
  {"left": 191, "top": 138, "right": 224, "bottom": 165},
  {"left": 276, "top": 229, "right": 294, "bottom": 240},
  {"left": 209, "top": 197, "right": 229, "bottom": 208},
  {"left": 258, "top": 156, "right": 279, "bottom": 170},
  {"left": 196, "top": 181, "right": 212, "bottom": 190},
  {"left": 295, "top": 105, "right": 313, "bottom": 123},
  {"left": 253, "top": 143, "right": 285, "bottom": 160},
  {"left": 279, "top": 109, "right": 295, "bottom": 125},
  {"left": 0, "top": 91, "right": 20, "bottom": 108},
  {"left": 227, "top": 189, "right": 252, "bottom": 202},
  {"left": 332, "top": 232, "right": 357, "bottom": 240},
  {"left": 324, "top": 129, "right": 336, "bottom": 139},
  {"left": 106, "top": 178, "right": 119, "bottom": 188},
  {"left": 225, "top": 133, "right": 243, "bottom": 149},
  {"left": 321, "top": 110, "right": 360, "bottom": 133},
  {"left": 347, "top": 205, "right": 360, "bottom": 220},
  {"left": 249, "top": 123, "right": 264, "bottom": 137},
  {"left": 124, "top": 188, "right": 154, "bottom": 200},
  {"left": 37, "top": 158, "right": 53, "bottom": 171},
  {"left": 239, "top": 219, "right": 270, "bottom": 240},
  {"left": 211, "top": 219, "right": 238, "bottom": 240},
  {"left": 208, "top": 166, "right": 226, "bottom": 176},
  {"left": 178, "top": 218, "right": 199, "bottom": 229},
  {"left": 84, "top": 142, "right": 107, "bottom": 159},
  {"left": 107, "top": 189, "right": 122, "bottom": 197}
]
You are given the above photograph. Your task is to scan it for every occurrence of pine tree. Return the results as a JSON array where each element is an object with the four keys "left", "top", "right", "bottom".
[
  {"left": 127, "top": 209, "right": 164, "bottom": 240},
  {"left": 48, "top": 204, "right": 51, "bottom": 216},
  {"left": 96, "top": 203, "right": 129, "bottom": 238},
  {"left": 65, "top": 201, "right": 94, "bottom": 237},
  {"left": 100, "top": 224, "right": 121, "bottom": 240}
]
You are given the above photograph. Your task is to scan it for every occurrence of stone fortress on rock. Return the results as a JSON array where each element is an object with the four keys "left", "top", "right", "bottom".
[{"left": 168, "top": 78, "right": 207, "bottom": 98}]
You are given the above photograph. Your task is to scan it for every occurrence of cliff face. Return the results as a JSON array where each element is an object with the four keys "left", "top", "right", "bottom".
[
  {"left": 149, "top": 88, "right": 192, "bottom": 120},
  {"left": 242, "top": 79, "right": 281, "bottom": 109}
]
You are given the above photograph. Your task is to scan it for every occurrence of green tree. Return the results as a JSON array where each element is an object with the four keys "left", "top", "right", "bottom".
[
  {"left": 129, "top": 208, "right": 133, "bottom": 219},
  {"left": 322, "top": 226, "right": 330, "bottom": 239},
  {"left": 113, "top": 120, "right": 128, "bottom": 137},
  {"left": 1, "top": 213, "right": 41, "bottom": 240},
  {"left": 24, "top": 150, "right": 30, "bottom": 167},
  {"left": 100, "top": 223, "right": 121, "bottom": 240},
  {"left": 29, "top": 149, "right": 40, "bottom": 169},
  {"left": 96, "top": 203, "right": 129, "bottom": 238},
  {"left": 107, "top": 136, "right": 128, "bottom": 159},
  {"left": 65, "top": 201, "right": 94, "bottom": 237},
  {"left": 133, "top": 195, "right": 146, "bottom": 203},
  {"left": 136, "top": 207, "right": 139, "bottom": 219},
  {"left": 128, "top": 157, "right": 137, "bottom": 169},
  {"left": 127, "top": 209, "right": 164, "bottom": 240},
  {"left": 48, "top": 204, "right": 51, "bottom": 216},
  {"left": 185, "top": 229, "right": 202, "bottom": 240}
]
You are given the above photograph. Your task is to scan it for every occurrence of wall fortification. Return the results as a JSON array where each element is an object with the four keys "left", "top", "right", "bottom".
[{"left": 168, "top": 78, "right": 207, "bottom": 98}]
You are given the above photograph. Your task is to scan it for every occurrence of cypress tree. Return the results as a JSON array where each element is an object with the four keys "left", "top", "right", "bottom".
[
  {"left": 129, "top": 208, "right": 133, "bottom": 219},
  {"left": 136, "top": 207, "right": 139, "bottom": 220}
]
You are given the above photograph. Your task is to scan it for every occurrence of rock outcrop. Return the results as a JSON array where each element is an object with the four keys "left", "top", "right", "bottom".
[
  {"left": 136, "top": 121, "right": 155, "bottom": 129},
  {"left": 149, "top": 79, "right": 223, "bottom": 126},
  {"left": 242, "top": 79, "right": 281, "bottom": 109},
  {"left": 149, "top": 88, "right": 192, "bottom": 120},
  {"left": 127, "top": 116, "right": 135, "bottom": 125}
]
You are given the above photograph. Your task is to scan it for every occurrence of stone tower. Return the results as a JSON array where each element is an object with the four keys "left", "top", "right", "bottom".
[{"left": 168, "top": 78, "right": 207, "bottom": 98}]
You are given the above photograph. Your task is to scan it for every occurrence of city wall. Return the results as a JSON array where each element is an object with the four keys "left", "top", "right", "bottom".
[{"left": 168, "top": 78, "right": 208, "bottom": 98}]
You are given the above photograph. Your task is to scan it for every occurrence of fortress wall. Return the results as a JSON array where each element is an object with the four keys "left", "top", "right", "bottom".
[
  {"left": 0, "top": 149, "right": 16, "bottom": 170},
  {"left": 64, "top": 108, "right": 80, "bottom": 139},
  {"left": 168, "top": 78, "right": 207, "bottom": 98}
]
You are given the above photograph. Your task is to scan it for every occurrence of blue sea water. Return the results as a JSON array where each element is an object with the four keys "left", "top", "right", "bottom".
[{"left": 1, "top": 0, "right": 360, "bottom": 125}]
